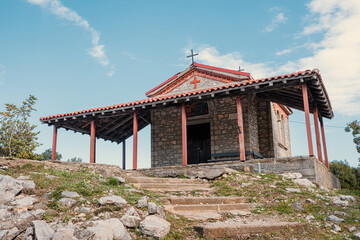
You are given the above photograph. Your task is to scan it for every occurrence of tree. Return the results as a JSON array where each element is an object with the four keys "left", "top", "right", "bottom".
[
  {"left": 67, "top": 157, "right": 83, "bottom": 163},
  {"left": 39, "top": 148, "right": 62, "bottom": 161},
  {"left": 345, "top": 120, "right": 360, "bottom": 167},
  {"left": 0, "top": 95, "right": 41, "bottom": 159},
  {"left": 330, "top": 160, "right": 360, "bottom": 190}
]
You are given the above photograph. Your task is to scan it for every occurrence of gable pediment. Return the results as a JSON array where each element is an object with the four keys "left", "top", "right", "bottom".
[{"left": 146, "top": 64, "right": 252, "bottom": 97}]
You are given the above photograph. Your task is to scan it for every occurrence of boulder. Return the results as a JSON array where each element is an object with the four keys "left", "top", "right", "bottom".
[
  {"left": 306, "top": 214, "right": 315, "bottom": 220},
  {"left": 203, "top": 168, "right": 225, "bottom": 180},
  {"left": 0, "top": 230, "right": 9, "bottom": 239},
  {"left": 59, "top": 198, "right": 77, "bottom": 208},
  {"left": 0, "top": 174, "right": 23, "bottom": 204},
  {"left": 120, "top": 215, "right": 141, "bottom": 228},
  {"left": 114, "top": 177, "right": 125, "bottom": 183},
  {"left": 280, "top": 172, "right": 302, "bottom": 179},
  {"left": 52, "top": 227, "right": 77, "bottom": 240},
  {"left": 87, "top": 218, "right": 131, "bottom": 240},
  {"left": 354, "top": 232, "right": 360, "bottom": 239},
  {"left": 148, "top": 202, "right": 157, "bottom": 214},
  {"left": 331, "top": 196, "right": 349, "bottom": 206},
  {"left": 293, "top": 178, "right": 316, "bottom": 188},
  {"left": 98, "top": 195, "right": 127, "bottom": 207},
  {"left": 61, "top": 191, "right": 80, "bottom": 198},
  {"left": 339, "top": 195, "right": 356, "bottom": 202},
  {"left": 348, "top": 226, "right": 356, "bottom": 232},
  {"left": 24, "top": 227, "right": 34, "bottom": 240},
  {"left": 137, "top": 196, "right": 149, "bottom": 208},
  {"left": 125, "top": 207, "right": 139, "bottom": 217},
  {"left": 0, "top": 208, "right": 11, "bottom": 219},
  {"left": 17, "top": 180, "right": 36, "bottom": 190},
  {"left": 17, "top": 176, "right": 30, "bottom": 180},
  {"left": 327, "top": 215, "right": 344, "bottom": 222},
  {"left": 306, "top": 198, "right": 316, "bottom": 204},
  {"left": 31, "top": 209, "right": 46, "bottom": 218},
  {"left": 80, "top": 207, "right": 91, "bottom": 213},
  {"left": 285, "top": 188, "right": 301, "bottom": 193},
  {"left": 140, "top": 215, "right": 170, "bottom": 239},
  {"left": 333, "top": 224, "right": 341, "bottom": 232},
  {"left": 31, "top": 220, "right": 55, "bottom": 240},
  {"left": 12, "top": 196, "right": 37, "bottom": 208}
]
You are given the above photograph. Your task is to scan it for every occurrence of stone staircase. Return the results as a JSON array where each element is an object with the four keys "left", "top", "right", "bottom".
[
  {"left": 126, "top": 175, "right": 303, "bottom": 238},
  {"left": 160, "top": 196, "right": 256, "bottom": 220},
  {"left": 126, "top": 176, "right": 211, "bottom": 192}
]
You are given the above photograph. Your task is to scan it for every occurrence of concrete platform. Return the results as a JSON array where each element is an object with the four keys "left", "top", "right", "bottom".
[
  {"left": 160, "top": 196, "right": 247, "bottom": 205},
  {"left": 194, "top": 220, "right": 303, "bottom": 238}
]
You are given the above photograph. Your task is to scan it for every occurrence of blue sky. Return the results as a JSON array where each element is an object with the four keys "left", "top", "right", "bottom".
[{"left": 0, "top": 0, "right": 359, "bottom": 168}]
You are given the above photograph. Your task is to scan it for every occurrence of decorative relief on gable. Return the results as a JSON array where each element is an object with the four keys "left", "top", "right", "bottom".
[{"left": 165, "top": 75, "right": 234, "bottom": 96}]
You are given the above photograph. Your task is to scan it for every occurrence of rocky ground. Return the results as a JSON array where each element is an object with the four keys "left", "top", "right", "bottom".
[{"left": 0, "top": 157, "right": 360, "bottom": 239}]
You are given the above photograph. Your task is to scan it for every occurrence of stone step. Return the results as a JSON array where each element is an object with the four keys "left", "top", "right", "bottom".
[
  {"left": 132, "top": 183, "right": 211, "bottom": 192},
  {"left": 164, "top": 203, "right": 257, "bottom": 212},
  {"left": 160, "top": 196, "right": 247, "bottom": 205},
  {"left": 194, "top": 220, "right": 303, "bottom": 238},
  {"left": 126, "top": 177, "right": 203, "bottom": 184}
]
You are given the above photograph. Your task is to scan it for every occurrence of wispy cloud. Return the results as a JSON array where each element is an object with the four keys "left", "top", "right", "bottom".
[
  {"left": 0, "top": 64, "right": 5, "bottom": 84},
  {"left": 27, "top": 0, "right": 114, "bottom": 76},
  {"left": 264, "top": 8, "right": 288, "bottom": 32},
  {"left": 185, "top": 0, "right": 360, "bottom": 116}
]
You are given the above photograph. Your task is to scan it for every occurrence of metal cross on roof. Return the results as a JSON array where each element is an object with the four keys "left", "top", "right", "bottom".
[
  {"left": 238, "top": 66, "right": 244, "bottom": 72},
  {"left": 187, "top": 49, "right": 199, "bottom": 65}
]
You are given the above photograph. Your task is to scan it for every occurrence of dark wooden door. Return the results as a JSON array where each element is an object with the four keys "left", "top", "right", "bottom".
[{"left": 187, "top": 123, "right": 211, "bottom": 164}]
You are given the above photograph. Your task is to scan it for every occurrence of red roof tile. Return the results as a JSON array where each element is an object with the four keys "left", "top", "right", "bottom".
[{"left": 41, "top": 69, "right": 321, "bottom": 121}]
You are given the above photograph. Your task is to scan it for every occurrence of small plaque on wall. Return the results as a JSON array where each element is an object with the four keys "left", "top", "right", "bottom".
[{"left": 229, "top": 113, "right": 237, "bottom": 120}]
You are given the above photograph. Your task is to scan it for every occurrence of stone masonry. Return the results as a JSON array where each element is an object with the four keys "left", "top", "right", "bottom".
[{"left": 151, "top": 95, "right": 291, "bottom": 167}]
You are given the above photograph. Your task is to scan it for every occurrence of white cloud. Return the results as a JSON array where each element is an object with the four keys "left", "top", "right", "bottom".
[
  {"left": 0, "top": 64, "right": 5, "bottom": 84},
  {"left": 276, "top": 48, "right": 292, "bottom": 56},
  {"left": 27, "top": 0, "right": 114, "bottom": 74},
  {"left": 187, "top": 0, "right": 360, "bottom": 116},
  {"left": 264, "top": 8, "right": 288, "bottom": 32}
]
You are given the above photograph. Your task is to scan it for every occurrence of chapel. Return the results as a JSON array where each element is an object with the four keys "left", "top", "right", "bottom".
[{"left": 41, "top": 61, "right": 333, "bottom": 170}]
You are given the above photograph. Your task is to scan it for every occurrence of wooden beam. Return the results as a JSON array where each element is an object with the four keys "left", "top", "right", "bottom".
[
  {"left": 133, "top": 110, "right": 138, "bottom": 170},
  {"left": 181, "top": 102, "right": 188, "bottom": 166},
  {"left": 320, "top": 117, "right": 329, "bottom": 169},
  {"left": 51, "top": 125, "right": 57, "bottom": 161},
  {"left": 236, "top": 96, "right": 246, "bottom": 161},
  {"left": 313, "top": 107, "right": 323, "bottom": 163},
  {"left": 302, "top": 83, "right": 314, "bottom": 156},
  {"left": 81, "top": 122, "right": 90, "bottom": 129},
  {"left": 104, "top": 115, "right": 133, "bottom": 135}
]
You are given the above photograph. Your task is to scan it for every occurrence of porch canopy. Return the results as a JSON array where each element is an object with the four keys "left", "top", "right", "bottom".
[{"left": 40, "top": 69, "right": 333, "bottom": 144}]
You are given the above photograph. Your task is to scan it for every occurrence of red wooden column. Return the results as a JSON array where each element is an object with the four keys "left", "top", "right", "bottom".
[
  {"left": 236, "top": 96, "right": 246, "bottom": 161},
  {"left": 122, "top": 140, "right": 126, "bottom": 170},
  {"left": 181, "top": 102, "right": 188, "bottom": 166},
  {"left": 51, "top": 125, "right": 57, "bottom": 161},
  {"left": 313, "top": 107, "right": 323, "bottom": 162},
  {"left": 319, "top": 117, "right": 329, "bottom": 168},
  {"left": 90, "top": 120, "right": 96, "bottom": 163},
  {"left": 302, "top": 83, "right": 314, "bottom": 156},
  {"left": 133, "top": 110, "right": 138, "bottom": 170}
]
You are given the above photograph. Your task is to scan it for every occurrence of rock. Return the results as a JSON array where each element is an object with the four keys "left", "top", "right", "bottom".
[
  {"left": 17, "top": 180, "right": 36, "bottom": 190},
  {"left": 74, "top": 228, "right": 94, "bottom": 240},
  {"left": 140, "top": 215, "right": 170, "bottom": 239},
  {"left": 61, "top": 191, "right": 80, "bottom": 198},
  {"left": 80, "top": 207, "right": 91, "bottom": 213},
  {"left": 316, "top": 194, "right": 326, "bottom": 200},
  {"left": 280, "top": 172, "right": 302, "bottom": 179},
  {"left": 31, "top": 220, "right": 55, "bottom": 240},
  {"left": 333, "top": 211, "right": 348, "bottom": 217},
  {"left": 0, "top": 230, "right": 9, "bottom": 239},
  {"left": 114, "top": 177, "right": 125, "bottom": 183},
  {"left": 125, "top": 207, "right": 140, "bottom": 218},
  {"left": 306, "top": 214, "right": 315, "bottom": 220},
  {"left": 293, "top": 178, "right": 316, "bottom": 188},
  {"left": 241, "top": 182, "right": 252, "bottom": 187},
  {"left": 148, "top": 202, "right": 157, "bottom": 214},
  {"left": 354, "top": 232, "right": 360, "bottom": 239},
  {"left": 333, "top": 224, "right": 341, "bottom": 232},
  {"left": 87, "top": 218, "right": 131, "bottom": 240},
  {"left": 24, "top": 227, "right": 34, "bottom": 240},
  {"left": 19, "top": 211, "right": 32, "bottom": 219},
  {"left": 137, "top": 196, "right": 149, "bottom": 208},
  {"left": 320, "top": 186, "right": 330, "bottom": 192},
  {"left": 328, "top": 215, "right": 345, "bottom": 222},
  {"left": 125, "top": 188, "right": 142, "bottom": 194},
  {"left": 0, "top": 174, "right": 23, "bottom": 204},
  {"left": 203, "top": 168, "right": 224, "bottom": 180},
  {"left": 223, "top": 168, "right": 238, "bottom": 174},
  {"left": 52, "top": 227, "right": 76, "bottom": 240},
  {"left": 293, "top": 201, "right": 304, "bottom": 211},
  {"left": 59, "top": 198, "right": 76, "bottom": 208},
  {"left": 17, "top": 176, "right": 30, "bottom": 180},
  {"left": 286, "top": 188, "right": 301, "bottom": 193},
  {"left": 331, "top": 196, "right": 349, "bottom": 206},
  {"left": 348, "top": 226, "right": 356, "bottom": 232},
  {"left": 31, "top": 209, "right": 46, "bottom": 218},
  {"left": 6, "top": 227, "right": 19, "bottom": 238},
  {"left": 306, "top": 198, "right": 316, "bottom": 204},
  {"left": 12, "top": 196, "right": 37, "bottom": 208},
  {"left": 120, "top": 215, "right": 141, "bottom": 228},
  {"left": 98, "top": 195, "right": 127, "bottom": 207},
  {"left": 339, "top": 195, "right": 356, "bottom": 202},
  {"left": 0, "top": 208, "right": 11, "bottom": 219}
]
